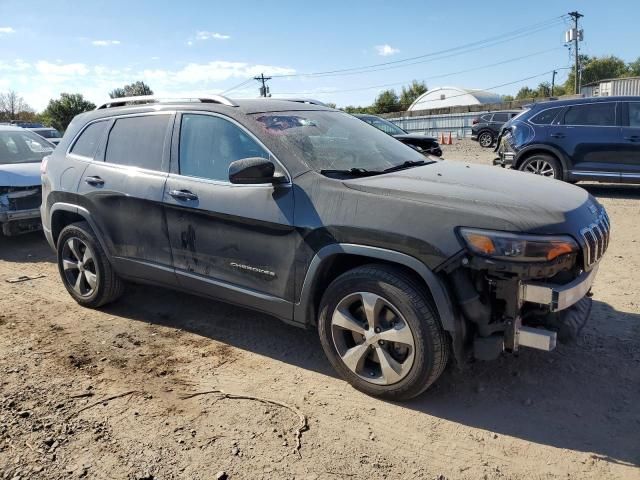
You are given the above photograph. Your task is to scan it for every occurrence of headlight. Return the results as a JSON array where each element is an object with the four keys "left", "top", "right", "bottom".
[{"left": 459, "top": 228, "right": 578, "bottom": 262}]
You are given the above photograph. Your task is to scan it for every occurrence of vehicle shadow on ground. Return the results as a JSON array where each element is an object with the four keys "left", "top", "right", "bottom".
[
  {"left": 0, "top": 231, "right": 54, "bottom": 263},
  {"left": 107, "top": 284, "right": 640, "bottom": 467},
  {"left": 582, "top": 183, "right": 640, "bottom": 199}
]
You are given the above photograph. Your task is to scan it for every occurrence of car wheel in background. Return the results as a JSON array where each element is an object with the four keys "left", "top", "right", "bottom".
[
  {"left": 519, "top": 154, "right": 562, "bottom": 180},
  {"left": 57, "top": 221, "right": 124, "bottom": 308},
  {"left": 318, "top": 265, "right": 449, "bottom": 400},
  {"left": 478, "top": 131, "right": 494, "bottom": 148}
]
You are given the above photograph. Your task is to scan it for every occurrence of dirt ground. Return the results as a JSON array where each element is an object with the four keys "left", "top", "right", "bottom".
[{"left": 1, "top": 140, "right": 639, "bottom": 480}]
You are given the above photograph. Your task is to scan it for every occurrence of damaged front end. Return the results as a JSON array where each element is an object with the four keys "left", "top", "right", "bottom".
[
  {"left": 445, "top": 218, "right": 608, "bottom": 361},
  {"left": 0, "top": 185, "right": 43, "bottom": 236}
]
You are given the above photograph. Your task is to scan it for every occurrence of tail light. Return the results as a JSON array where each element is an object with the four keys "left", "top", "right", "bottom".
[
  {"left": 40, "top": 155, "right": 49, "bottom": 174},
  {"left": 472, "top": 118, "right": 479, "bottom": 125}
]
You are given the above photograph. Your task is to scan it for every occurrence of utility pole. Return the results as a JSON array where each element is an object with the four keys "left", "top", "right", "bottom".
[
  {"left": 551, "top": 70, "right": 557, "bottom": 96},
  {"left": 254, "top": 73, "right": 272, "bottom": 97},
  {"left": 568, "top": 11, "right": 584, "bottom": 94}
]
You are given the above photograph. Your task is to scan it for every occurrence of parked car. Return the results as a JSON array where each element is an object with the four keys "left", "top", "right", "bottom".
[
  {"left": 0, "top": 125, "right": 54, "bottom": 235},
  {"left": 29, "top": 127, "right": 63, "bottom": 145},
  {"left": 354, "top": 114, "right": 442, "bottom": 157},
  {"left": 42, "top": 95, "right": 608, "bottom": 400},
  {"left": 494, "top": 96, "right": 640, "bottom": 183},
  {"left": 471, "top": 110, "right": 520, "bottom": 147}
]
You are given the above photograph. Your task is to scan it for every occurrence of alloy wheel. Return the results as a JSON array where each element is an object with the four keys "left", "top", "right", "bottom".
[
  {"left": 524, "top": 159, "right": 556, "bottom": 177},
  {"left": 330, "top": 292, "right": 416, "bottom": 385},
  {"left": 479, "top": 132, "right": 493, "bottom": 147},
  {"left": 61, "top": 237, "right": 98, "bottom": 297}
]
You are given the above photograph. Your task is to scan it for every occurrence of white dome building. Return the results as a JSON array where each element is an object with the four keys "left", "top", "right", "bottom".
[{"left": 408, "top": 86, "right": 502, "bottom": 111}]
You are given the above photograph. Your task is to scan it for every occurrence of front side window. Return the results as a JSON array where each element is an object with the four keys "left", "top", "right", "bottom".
[
  {"left": 481, "top": 114, "right": 493, "bottom": 122},
  {"left": 179, "top": 114, "right": 269, "bottom": 181},
  {"left": 492, "top": 113, "right": 509, "bottom": 122},
  {"left": 70, "top": 121, "right": 108, "bottom": 158},
  {"left": 363, "top": 117, "right": 406, "bottom": 136},
  {"left": 0, "top": 130, "right": 54, "bottom": 164},
  {"left": 105, "top": 115, "right": 170, "bottom": 170},
  {"left": 563, "top": 103, "right": 616, "bottom": 126},
  {"left": 252, "top": 110, "right": 428, "bottom": 172},
  {"left": 627, "top": 102, "right": 640, "bottom": 127},
  {"left": 529, "top": 107, "right": 564, "bottom": 125}
]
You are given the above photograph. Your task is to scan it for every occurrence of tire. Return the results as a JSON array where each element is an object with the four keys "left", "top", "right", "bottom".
[
  {"left": 519, "top": 153, "right": 562, "bottom": 179},
  {"left": 56, "top": 221, "right": 124, "bottom": 308},
  {"left": 318, "top": 265, "right": 449, "bottom": 400},
  {"left": 478, "top": 131, "right": 494, "bottom": 148}
]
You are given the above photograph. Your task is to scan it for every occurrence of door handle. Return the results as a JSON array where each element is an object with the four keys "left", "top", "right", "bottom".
[
  {"left": 550, "top": 133, "right": 565, "bottom": 139},
  {"left": 169, "top": 189, "right": 198, "bottom": 201},
  {"left": 84, "top": 176, "right": 104, "bottom": 186},
  {"left": 624, "top": 135, "right": 640, "bottom": 142}
]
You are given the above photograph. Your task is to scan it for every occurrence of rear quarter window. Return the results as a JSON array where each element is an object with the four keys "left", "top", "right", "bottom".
[
  {"left": 562, "top": 103, "right": 616, "bottom": 126},
  {"left": 529, "top": 107, "right": 564, "bottom": 125},
  {"left": 105, "top": 115, "right": 171, "bottom": 171}
]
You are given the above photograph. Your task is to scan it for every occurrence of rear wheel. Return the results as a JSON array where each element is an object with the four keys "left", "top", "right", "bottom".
[
  {"left": 57, "top": 222, "right": 124, "bottom": 308},
  {"left": 519, "top": 153, "right": 562, "bottom": 179},
  {"left": 318, "top": 265, "right": 449, "bottom": 400},
  {"left": 478, "top": 131, "right": 494, "bottom": 148}
]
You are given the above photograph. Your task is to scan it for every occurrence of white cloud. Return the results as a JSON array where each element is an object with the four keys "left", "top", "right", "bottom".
[
  {"left": 186, "top": 40, "right": 193, "bottom": 46},
  {"left": 91, "top": 39, "right": 121, "bottom": 47},
  {"left": 36, "top": 61, "right": 89, "bottom": 77},
  {"left": 0, "top": 27, "right": 15, "bottom": 34},
  {"left": 375, "top": 44, "right": 400, "bottom": 56},
  {"left": 196, "top": 31, "right": 230, "bottom": 41},
  {"left": 0, "top": 59, "right": 31, "bottom": 72}
]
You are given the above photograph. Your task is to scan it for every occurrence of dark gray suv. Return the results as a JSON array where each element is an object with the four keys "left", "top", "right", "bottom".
[{"left": 41, "top": 96, "right": 609, "bottom": 400}]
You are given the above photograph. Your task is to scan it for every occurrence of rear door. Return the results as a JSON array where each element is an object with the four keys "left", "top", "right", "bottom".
[
  {"left": 549, "top": 101, "right": 621, "bottom": 178},
  {"left": 619, "top": 101, "right": 640, "bottom": 182},
  {"left": 76, "top": 112, "right": 176, "bottom": 283},
  {"left": 490, "top": 112, "right": 509, "bottom": 135},
  {"left": 163, "top": 112, "right": 296, "bottom": 319}
]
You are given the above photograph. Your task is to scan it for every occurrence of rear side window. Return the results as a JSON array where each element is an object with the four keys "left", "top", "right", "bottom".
[
  {"left": 105, "top": 115, "right": 170, "bottom": 170},
  {"left": 563, "top": 103, "right": 616, "bottom": 126},
  {"left": 529, "top": 107, "right": 564, "bottom": 125},
  {"left": 492, "top": 113, "right": 509, "bottom": 122},
  {"left": 627, "top": 102, "right": 640, "bottom": 127},
  {"left": 70, "top": 121, "right": 108, "bottom": 158},
  {"left": 179, "top": 114, "right": 269, "bottom": 182}
]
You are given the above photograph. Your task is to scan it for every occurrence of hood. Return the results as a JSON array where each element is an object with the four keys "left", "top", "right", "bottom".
[
  {"left": 393, "top": 133, "right": 437, "bottom": 143},
  {"left": 344, "top": 161, "right": 597, "bottom": 235},
  {"left": 0, "top": 162, "right": 42, "bottom": 187}
]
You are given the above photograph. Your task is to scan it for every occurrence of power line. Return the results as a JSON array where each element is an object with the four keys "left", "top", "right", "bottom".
[
  {"left": 268, "top": 15, "right": 567, "bottom": 79},
  {"left": 272, "top": 48, "right": 563, "bottom": 96},
  {"left": 221, "top": 78, "right": 254, "bottom": 95}
]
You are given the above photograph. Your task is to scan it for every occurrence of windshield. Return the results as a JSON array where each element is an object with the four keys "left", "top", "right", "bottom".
[
  {"left": 251, "top": 111, "right": 428, "bottom": 172},
  {"left": 33, "top": 128, "right": 62, "bottom": 139},
  {"left": 361, "top": 116, "right": 406, "bottom": 136},
  {"left": 0, "top": 130, "right": 55, "bottom": 164}
]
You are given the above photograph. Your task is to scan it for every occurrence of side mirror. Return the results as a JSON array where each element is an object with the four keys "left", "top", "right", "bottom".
[{"left": 228, "top": 157, "right": 286, "bottom": 185}]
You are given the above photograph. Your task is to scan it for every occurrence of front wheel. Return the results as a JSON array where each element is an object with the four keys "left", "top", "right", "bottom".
[
  {"left": 519, "top": 154, "right": 562, "bottom": 179},
  {"left": 318, "top": 265, "right": 449, "bottom": 400},
  {"left": 478, "top": 131, "right": 494, "bottom": 148}
]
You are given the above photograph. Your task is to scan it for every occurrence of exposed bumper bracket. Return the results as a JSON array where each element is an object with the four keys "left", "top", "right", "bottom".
[{"left": 520, "top": 264, "right": 598, "bottom": 312}]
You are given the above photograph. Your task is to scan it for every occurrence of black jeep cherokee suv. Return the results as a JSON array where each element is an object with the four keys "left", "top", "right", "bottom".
[
  {"left": 471, "top": 110, "right": 520, "bottom": 148},
  {"left": 495, "top": 96, "right": 640, "bottom": 183},
  {"left": 41, "top": 96, "right": 609, "bottom": 400}
]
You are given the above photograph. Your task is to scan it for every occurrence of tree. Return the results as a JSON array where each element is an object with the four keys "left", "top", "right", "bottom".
[
  {"left": 536, "top": 82, "right": 551, "bottom": 98},
  {"left": 399, "top": 80, "right": 427, "bottom": 110},
  {"left": 0, "top": 90, "right": 34, "bottom": 121},
  {"left": 502, "top": 94, "right": 514, "bottom": 102},
  {"left": 109, "top": 81, "right": 154, "bottom": 99},
  {"left": 324, "top": 102, "right": 337, "bottom": 109},
  {"left": 41, "top": 93, "right": 96, "bottom": 132},
  {"left": 627, "top": 57, "right": 640, "bottom": 77},
  {"left": 515, "top": 86, "right": 536, "bottom": 100},
  {"left": 371, "top": 89, "right": 400, "bottom": 114},
  {"left": 564, "top": 55, "right": 630, "bottom": 94}
]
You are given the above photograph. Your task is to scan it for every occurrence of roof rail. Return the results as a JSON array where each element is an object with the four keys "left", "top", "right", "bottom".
[
  {"left": 274, "top": 98, "right": 329, "bottom": 107},
  {"left": 96, "top": 94, "right": 238, "bottom": 110}
]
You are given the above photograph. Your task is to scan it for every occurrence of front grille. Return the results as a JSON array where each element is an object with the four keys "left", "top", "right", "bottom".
[
  {"left": 580, "top": 209, "right": 610, "bottom": 268},
  {"left": 4, "top": 187, "right": 42, "bottom": 211}
]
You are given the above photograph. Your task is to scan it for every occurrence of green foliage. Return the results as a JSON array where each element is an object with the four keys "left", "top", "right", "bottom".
[
  {"left": 372, "top": 89, "right": 400, "bottom": 114},
  {"left": 324, "top": 102, "right": 337, "bottom": 109},
  {"left": 502, "top": 95, "right": 514, "bottom": 102},
  {"left": 109, "top": 81, "right": 154, "bottom": 99},
  {"left": 42, "top": 93, "right": 96, "bottom": 132},
  {"left": 628, "top": 57, "right": 640, "bottom": 76},
  {"left": 399, "top": 80, "right": 427, "bottom": 110},
  {"left": 564, "top": 55, "right": 631, "bottom": 94}
]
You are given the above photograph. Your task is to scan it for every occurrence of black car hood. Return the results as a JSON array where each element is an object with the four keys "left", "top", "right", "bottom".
[
  {"left": 393, "top": 133, "right": 437, "bottom": 142},
  {"left": 343, "top": 161, "right": 596, "bottom": 235}
]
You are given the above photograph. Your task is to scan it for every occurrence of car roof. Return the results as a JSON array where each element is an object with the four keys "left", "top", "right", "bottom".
[
  {"left": 0, "top": 125, "right": 26, "bottom": 132},
  {"left": 352, "top": 114, "right": 385, "bottom": 120},
  {"left": 527, "top": 95, "right": 640, "bottom": 109}
]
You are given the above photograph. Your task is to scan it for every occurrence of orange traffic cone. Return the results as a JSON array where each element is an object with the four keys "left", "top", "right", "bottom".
[
  {"left": 439, "top": 132, "right": 444, "bottom": 144},
  {"left": 447, "top": 131, "right": 453, "bottom": 145}
]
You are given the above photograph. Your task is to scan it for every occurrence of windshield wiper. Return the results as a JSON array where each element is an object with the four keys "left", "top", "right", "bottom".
[
  {"left": 320, "top": 167, "right": 382, "bottom": 177},
  {"left": 382, "top": 160, "right": 432, "bottom": 173}
]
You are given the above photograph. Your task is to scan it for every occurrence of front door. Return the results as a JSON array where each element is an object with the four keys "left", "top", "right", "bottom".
[
  {"left": 550, "top": 101, "right": 621, "bottom": 179},
  {"left": 163, "top": 112, "right": 296, "bottom": 320},
  {"left": 619, "top": 101, "right": 640, "bottom": 182},
  {"left": 77, "top": 112, "right": 175, "bottom": 282}
]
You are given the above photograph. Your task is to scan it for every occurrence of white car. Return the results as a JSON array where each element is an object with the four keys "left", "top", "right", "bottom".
[{"left": 0, "top": 125, "right": 54, "bottom": 235}]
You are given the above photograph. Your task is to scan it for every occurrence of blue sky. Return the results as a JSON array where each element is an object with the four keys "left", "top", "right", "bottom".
[{"left": 1, "top": 0, "right": 639, "bottom": 111}]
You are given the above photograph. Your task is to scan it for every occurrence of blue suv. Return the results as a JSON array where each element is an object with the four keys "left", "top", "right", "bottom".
[{"left": 494, "top": 96, "right": 640, "bottom": 183}]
